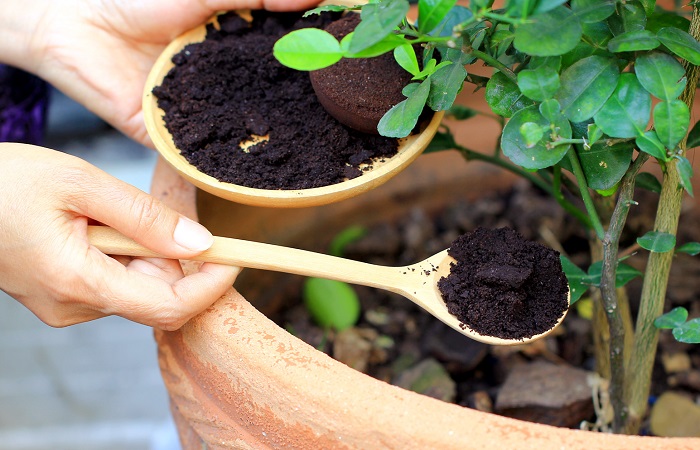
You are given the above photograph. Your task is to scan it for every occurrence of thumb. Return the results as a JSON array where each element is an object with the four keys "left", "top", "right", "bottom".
[{"left": 68, "top": 166, "right": 213, "bottom": 258}]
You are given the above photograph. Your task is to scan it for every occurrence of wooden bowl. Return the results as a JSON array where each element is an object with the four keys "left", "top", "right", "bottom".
[{"left": 142, "top": 13, "right": 443, "bottom": 208}]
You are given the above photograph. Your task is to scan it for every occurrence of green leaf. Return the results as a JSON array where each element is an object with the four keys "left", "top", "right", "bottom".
[
  {"left": 587, "top": 123, "right": 604, "bottom": 146},
  {"left": 430, "top": 5, "right": 473, "bottom": 37},
  {"left": 517, "top": 66, "right": 561, "bottom": 101},
  {"left": 654, "top": 307, "right": 688, "bottom": 329},
  {"left": 675, "top": 155, "right": 694, "bottom": 198},
  {"left": 520, "top": 122, "right": 545, "bottom": 148},
  {"left": 350, "top": 0, "right": 410, "bottom": 54},
  {"left": 646, "top": 9, "right": 690, "bottom": 35},
  {"left": 593, "top": 73, "right": 651, "bottom": 138},
  {"left": 673, "top": 318, "right": 700, "bottom": 344},
  {"left": 513, "top": 6, "right": 583, "bottom": 57},
  {"left": 418, "top": 0, "right": 458, "bottom": 34},
  {"left": 378, "top": 78, "right": 430, "bottom": 138},
  {"left": 490, "top": 28, "right": 515, "bottom": 58},
  {"left": 635, "top": 172, "right": 662, "bottom": 194},
  {"left": 608, "top": 0, "right": 646, "bottom": 35},
  {"left": 425, "top": 129, "right": 457, "bottom": 153},
  {"left": 687, "top": 120, "right": 700, "bottom": 149},
  {"left": 637, "top": 230, "right": 676, "bottom": 253},
  {"left": 485, "top": 71, "right": 535, "bottom": 118},
  {"left": 341, "top": 32, "right": 407, "bottom": 58},
  {"left": 639, "top": 0, "right": 656, "bottom": 16},
  {"left": 560, "top": 42, "right": 604, "bottom": 71},
  {"left": 635, "top": 52, "right": 687, "bottom": 102},
  {"left": 571, "top": 0, "right": 615, "bottom": 23},
  {"left": 607, "top": 30, "right": 660, "bottom": 53},
  {"left": 413, "top": 59, "right": 449, "bottom": 81},
  {"left": 329, "top": 226, "right": 367, "bottom": 257},
  {"left": 502, "top": 105, "right": 572, "bottom": 170},
  {"left": 533, "top": 0, "right": 568, "bottom": 15},
  {"left": 677, "top": 242, "right": 700, "bottom": 256},
  {"left": 539, "top": 98, "right": 563, "bottom": 123},
  {"left": 636, "top": 131, "right": 669, "bottom": 161},
  {"left": 447, "top": 105, "right": 478, "bottom": 121},
  {"left": 586, "top": 261, "right": 643, "bottom": 288},
  {"left": 273, "top": 28, "right": 343, "bottom": 71},
  {"left": 303, "top": 5, "right": 357, "bottom": 17},
  {"left": 427, "top": 62, "right": 467, "bottom": 111},
  {"left": 578, "top": 141, "right": 634, "bottom": 190},
  {"left": 556, "top": 55, "right": 620, "bottom": 123},
  {"left": 657, "top": 27, "right": 700, "bottom": 66},
  {"left": 529, "top": 56, "right": 562, "bottom": 72},
  {"left": 303, "top": 278, "right": 360, "bottom": 331},
  {"left": 394, "top": 44, "right": 420, "bottom": 76},
  {"left": 559, "top": 255, "right": 588, "bottom": 304},
  {"left": 581, "top": 21, "right": 614, "bottom": 48},
  {"left": 653, "top": 100, "right": 690, "bottom": 150}
]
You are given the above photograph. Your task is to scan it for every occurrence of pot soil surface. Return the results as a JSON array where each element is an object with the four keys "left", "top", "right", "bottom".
[
  {"left": 153, "top": 11, "right": 403, "bottom": 190},
  {"left": 268, "top": 181, "right": 700, "bottom": 433}
]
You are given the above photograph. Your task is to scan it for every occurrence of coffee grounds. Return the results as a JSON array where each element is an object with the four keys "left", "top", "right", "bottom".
[
  {"left": 437, "top": 227, "right": 569, "bottom": 340},
  {"left": 152, "top": 11, "right": 399, "bottom": 190}
]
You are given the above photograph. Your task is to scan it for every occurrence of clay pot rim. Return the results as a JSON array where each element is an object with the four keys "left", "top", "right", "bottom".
[{"left": 152, "top": 158, "right": 699, "bottom": 449}]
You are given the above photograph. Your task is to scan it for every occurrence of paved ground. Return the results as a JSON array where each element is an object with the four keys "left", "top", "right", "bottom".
[{"left": 0, "top": 90, "right": 179, "bottom": 450}]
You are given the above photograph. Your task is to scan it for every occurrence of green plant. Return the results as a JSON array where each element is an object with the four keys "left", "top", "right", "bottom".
[
  {"left": 274, "top": 0, "right": 700, "bottom": 435},
  {"left": 301, "top": 226, "right": 367, "bottom": 331}
]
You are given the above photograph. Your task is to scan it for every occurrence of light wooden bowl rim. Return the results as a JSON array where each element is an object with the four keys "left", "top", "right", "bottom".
[{"left": 142, "top": 12, "right": 444, "bottom": 208}]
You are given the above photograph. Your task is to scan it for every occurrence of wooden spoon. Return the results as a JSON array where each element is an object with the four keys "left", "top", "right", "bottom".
[
  {"left": 142, "top": 12, "right": 443, "bottom": 208},
  {"left": 88, "top": 226, "right": 568, "bottom": 346}
]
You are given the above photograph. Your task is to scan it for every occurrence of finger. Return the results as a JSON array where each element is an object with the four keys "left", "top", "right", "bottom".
[
  {"left": 83, "top": 247, "right": 240, "bottom": 329},
  {"left": 126, "top": 257, "right": 185, "bottom": 284},
  {"left": 207, "top": 1, "right": 322, "bottom": 12},
  {"left": 63, "top": 163, "right": 215, "bottom": 259}
]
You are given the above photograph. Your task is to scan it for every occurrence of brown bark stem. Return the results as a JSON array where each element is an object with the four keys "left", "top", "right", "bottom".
[
  {"left": 623, "top": 4, "right": 700, "bottom": 434},
  {"left": 600, "top": 154, "right": 649, "bottom": 432}
]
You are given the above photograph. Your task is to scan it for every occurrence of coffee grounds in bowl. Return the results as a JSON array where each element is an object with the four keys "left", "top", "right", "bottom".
[
  {"left": 437, "top": 227, "right": 570, "bottom": 340},
  {"left": 152, "top": 11, "right": 399, "bottom": 190}
]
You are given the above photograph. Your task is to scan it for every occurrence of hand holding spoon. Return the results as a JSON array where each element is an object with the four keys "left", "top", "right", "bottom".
[{"left": 88, "top": 226, "right": 567, "bottom": 345}]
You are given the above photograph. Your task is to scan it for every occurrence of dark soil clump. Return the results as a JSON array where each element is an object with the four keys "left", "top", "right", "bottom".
[
  {"left": 438, "top": 227, "right": 569, "bottom": 340},
  {"left": 152, "top": 11, "right": 399, "bottom": 190},
  {"left": 309, "top": 14, "right": 413, "bottom": 134}
]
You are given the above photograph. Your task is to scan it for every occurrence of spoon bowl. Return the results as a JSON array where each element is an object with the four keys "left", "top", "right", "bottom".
[
  {"left": 142, "top": 12, "right": 443, "bottom": 208},
  {"left": 89, "top": 226, "right": 569, "bottom": 345}
]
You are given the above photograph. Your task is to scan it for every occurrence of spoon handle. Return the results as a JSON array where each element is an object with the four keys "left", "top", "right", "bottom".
[{"left": 88, "top": 225, "right": 407, "bottom": 292}]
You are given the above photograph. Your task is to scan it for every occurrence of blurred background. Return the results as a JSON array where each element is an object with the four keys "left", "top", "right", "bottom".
[{"left": 0, "top": 87, "right": 180, "bottom": 450}]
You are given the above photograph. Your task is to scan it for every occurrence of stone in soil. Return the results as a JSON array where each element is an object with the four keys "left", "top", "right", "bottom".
[
  {"left": 494, "top": 361, "right": 595, "bottom": 428},
  {"left": 437, "top": 227, "right": 569, "bottom": 340}
]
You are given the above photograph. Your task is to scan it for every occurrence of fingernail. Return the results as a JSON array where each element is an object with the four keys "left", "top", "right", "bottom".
[{"left": 173, "top": 216, "right": 213, "bottom": 252}]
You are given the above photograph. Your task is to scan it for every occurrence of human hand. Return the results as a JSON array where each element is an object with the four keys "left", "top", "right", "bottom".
[
  {"left": 5, "top": 0, "right": 320, "bottom": 146},
  {"left": 0, "top": 143, "right": 239, "bottom": 329}
]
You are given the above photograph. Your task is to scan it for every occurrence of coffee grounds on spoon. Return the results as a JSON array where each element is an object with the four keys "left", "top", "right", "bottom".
[
  {"left": 437, "top": 227, "right": 569, "bottom": 340},
  {"left": 152, "top": 11, "right": 399, "bottom": 190}
]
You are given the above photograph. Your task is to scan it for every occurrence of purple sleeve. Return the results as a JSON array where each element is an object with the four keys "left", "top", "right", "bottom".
[{"left": 0, "top": 64, "right": 50, "bottom": 145}]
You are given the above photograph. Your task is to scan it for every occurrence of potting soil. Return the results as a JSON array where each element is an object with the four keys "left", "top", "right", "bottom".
[{"left": 153, "top": 11, "right": 399, "bottom": 190}]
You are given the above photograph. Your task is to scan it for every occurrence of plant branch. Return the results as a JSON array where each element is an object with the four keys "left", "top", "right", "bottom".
[
  {"left": 567, "top": 148, "right": 606, "bottom": 240},
  {"left": 469, "top": 49, "right": 518, "bottom": 83},
  {"left": 600, "top": 152, "right": 649, "bottom": 432},
  {"left": 623, "top": 3, "right": 700, "bottom": 434}
]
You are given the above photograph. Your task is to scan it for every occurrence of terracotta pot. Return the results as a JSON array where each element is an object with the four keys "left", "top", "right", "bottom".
[{"left": 150, "top": 152, "right": 698, "bottom": 450}]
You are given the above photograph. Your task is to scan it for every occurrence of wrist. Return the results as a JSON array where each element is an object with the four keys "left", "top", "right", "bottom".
[{"left": 0, "top": 0, "right": 51, "bottom": 73}]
